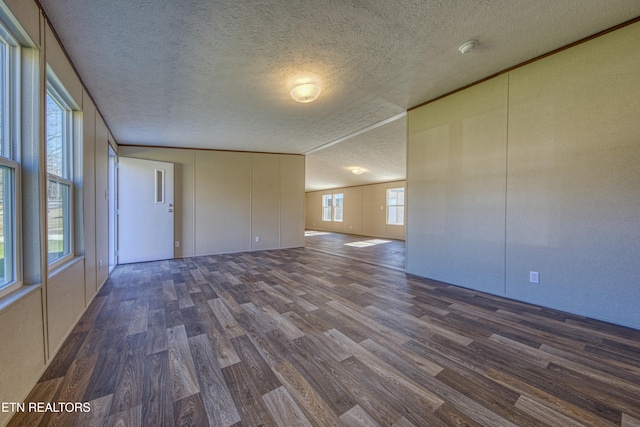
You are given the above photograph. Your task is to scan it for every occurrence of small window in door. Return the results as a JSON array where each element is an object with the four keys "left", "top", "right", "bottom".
[{"left": 155, "top": 169, "right": 165, "bottom": 203}]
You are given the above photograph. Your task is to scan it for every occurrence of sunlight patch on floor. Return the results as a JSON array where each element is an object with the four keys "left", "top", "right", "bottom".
[
  {"left": 305, "top": 230, "right": 330, "bottom": 236},
  {"left": 344, "top": 239, "right": 392, "bottom": 248}
]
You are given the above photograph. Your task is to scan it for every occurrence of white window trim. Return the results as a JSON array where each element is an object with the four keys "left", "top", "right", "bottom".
[
  {"left": 0, "top": 14, "right": 21, "bottom": 159},
  {"left": 333, "top": 193, "right": 343, "bottom": 222},
  {"left": 46, "top": 81, "right": 75, "bottom": 271},
  {"left": 0, "top": 19, "right": 22, "bottom": 297},
  {"left": 322, "top": 194, "right": 332, "bottom": 222},
  {"left": 0, "top": 157, "right": 21, "bottom": 298},
  {"left": 386, "top": 187, "right": 405, "bottom": 226}
]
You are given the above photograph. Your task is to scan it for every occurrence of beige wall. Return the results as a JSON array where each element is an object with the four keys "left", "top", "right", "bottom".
[
  {"left": 407, "top": 75, "right": 508, "bottom": 294},
  {"left": 0, "top": 3, "right": 114, "bottom": 425},
  {"left": 280, "top": 155, "right": 306, "bottom": 248},
  {"left": 45, "top": 22, "right": 82, "bottom": 107},
  {"left": 306, "top": 181, "right": 406, "bottom": 240},
  {"left": 119, "top": 146, "right": 306, "bottom": 256},
  {"left": 407, "top": 21, "right": 640, "bottom": 329},
  {"left": 82, "top": 93, "right": 98, "bottom": 304},
  {"left": 0, "top": 289, "right": 46, "bottom": 420},
  {"left": 46, "top": 259, "right": 86, "bottom": 355},
  {"left": 94, "top": 115, "right": 110, "bottom": 286}
]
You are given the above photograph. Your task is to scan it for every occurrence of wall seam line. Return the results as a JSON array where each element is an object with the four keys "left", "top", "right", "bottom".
[{"left": 503, "top": 73, "right": 510, "bottom": 297}]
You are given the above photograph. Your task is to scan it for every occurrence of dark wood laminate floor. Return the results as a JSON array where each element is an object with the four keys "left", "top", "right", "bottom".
[
  {"left": 9, "top": 247, "right": 640, "bottom": 426},
  {"left": 304, "top": 231, "right": 405, "bottom": 271}
]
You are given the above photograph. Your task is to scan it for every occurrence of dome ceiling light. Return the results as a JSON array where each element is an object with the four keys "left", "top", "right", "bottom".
[{"left": 290, "top": 83, "right": 321, "bottom": 103}]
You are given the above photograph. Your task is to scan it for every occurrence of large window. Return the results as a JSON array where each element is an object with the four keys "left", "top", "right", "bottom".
[
  {"left": 46, "top": 83, "right": 73, "bottom": 267},
  {"left": 0, "top": 19, "right": 20, "bottom": 295},
  {"left": 333, "top": 193, "right": 343, "bottom": 222},
  {"left": 322, "top": 194, "right": 332, "bottom": 221},
  {"left": 322, "top": 193, "right": 343, "bottom": 222},
  {"left": 386, "top": 187, "right": 404, "bottom": 225}
]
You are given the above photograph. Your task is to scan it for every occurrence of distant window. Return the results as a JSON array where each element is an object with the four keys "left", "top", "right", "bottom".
[
  {"left": 333, "top": 193, "right": 343, "bottom": 222},
  {"left": 322, "top": 193, "right": 344, "bottom": 222},
  {"left": 386, "top": 187, "right": 404, "bottom": 225},
  {"left": 0, "top": 19, "right": 20, "bottom": 295},
  {"left": 322, "top": 194, "right": 332, "bottom": 221},
  {"left": 46, "top": 83, "right": 74, "bottom": 267}
]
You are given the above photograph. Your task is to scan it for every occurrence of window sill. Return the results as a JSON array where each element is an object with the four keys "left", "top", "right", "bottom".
[
  {"left": 48, "top": 255, "right": 84, "bottom": 280},
  {"left": 0, "top": 283, "right": 42, "bottom": 312}
]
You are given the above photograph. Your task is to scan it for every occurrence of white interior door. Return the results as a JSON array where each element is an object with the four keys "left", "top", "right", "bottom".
[{"left": 118, "top": 157, "right": 174, "bottom": 264}]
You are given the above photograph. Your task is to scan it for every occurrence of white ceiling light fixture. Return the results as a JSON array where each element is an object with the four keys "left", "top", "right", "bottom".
[
  {"left": 458, "top": 39, "right": 478, "bottom": 54},
  {"left": 290, "top": 82, "right": 321, "bottom": 103},
  {"left": 351, "top": 167, "right": 364, "bottom": 175}
]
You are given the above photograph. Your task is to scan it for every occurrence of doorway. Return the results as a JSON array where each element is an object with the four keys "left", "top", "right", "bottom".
[
  {"left": 117, "top": 157, "right": 175, "bottom": 264},
  {"left": 108, "top": 146, "right": 117, "bottom": 272}
]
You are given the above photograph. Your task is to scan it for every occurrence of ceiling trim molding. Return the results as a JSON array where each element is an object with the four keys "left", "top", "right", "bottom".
[
  {"left": 305, "top": 178, "right": 407, "bottom": 194},
  {"left": 117, "top": 144, "right": 305, "bottom": 157},
  {"left": 304, "top": 111, "right": 407, "bottom": 155}
]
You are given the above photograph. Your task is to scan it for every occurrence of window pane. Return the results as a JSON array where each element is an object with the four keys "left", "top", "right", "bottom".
[
  {"left": 155, "top": 169, "right": 164, "bottom": 203},
  {"left": 388, "top": 206, "right": 396, "bottom": 224},
  {"left": 333, "top": 193, "right": 343, "bottom": 222},
  {"left": 388, "top": 190, "right": 395, "bottom": 205},
  {"left": 388, "top": 188, "right": 404, "bottom": 205},
  {"left": 322, "top": 207, "right": 331, "bottom": 221},
  {"left": 387, "top": 206, "right": 404, "bottom": 225},
  {"left": 48, "top": 180, "right": 71, "bottom": 263},
  {"left": 46, "top": 93, "right": 65, "bottom": 177},
  {"left": 386, "top": 188, "right": 405, "bottom": 225},
  {"left": 322, "top": 194, "right": 332, "bottom": 221},
  {"left": 0, "top": 165, "right": 14, "bottom": 286},
  {"left": 0, "top": 42, "right": 6, "bottom": 159}
]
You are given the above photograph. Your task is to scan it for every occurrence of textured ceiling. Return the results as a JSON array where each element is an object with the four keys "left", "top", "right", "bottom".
[
  {"left": 39, "top": 0, "right": 639, "bottom": 191},
  {"left": 305, "top": 114, "right": 407, "bottom": 191}
]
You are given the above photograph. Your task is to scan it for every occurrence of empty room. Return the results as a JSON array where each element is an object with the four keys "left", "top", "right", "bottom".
[{"left": 1, "top": 1, "right": 639, "bottom": 426}]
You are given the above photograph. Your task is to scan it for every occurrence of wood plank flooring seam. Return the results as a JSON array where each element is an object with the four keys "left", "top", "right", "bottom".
[{"left": 8, "top": 236, "right": 640, "bottom": 427}]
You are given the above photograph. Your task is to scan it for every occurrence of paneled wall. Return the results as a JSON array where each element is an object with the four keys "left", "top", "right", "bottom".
[
  {"left": 94, "top": 116, "right": 111, "bottom": 286},
  {"left": 407, "top": 21, "right": 640, "bottom": 329},
  {"left": 280, "top": 155, "right": 306, "bottom": 248},
  {"left": 82, "top": 92, "right": 98, "bottom": 304},
  {"left": 0, "top": 2, "right": 114, "bottom": 425},
  {"left": 306, "top": 181, "right": 406, "bottom": 241},
  {"left": 0, "top": 290, "right": 45, "bottom": 421},
  {"left": 119, "top": 146, "right": 306, "bottom": 256},
  {"left": 407, "top": 76, "right": 508, "bottom": 295}
]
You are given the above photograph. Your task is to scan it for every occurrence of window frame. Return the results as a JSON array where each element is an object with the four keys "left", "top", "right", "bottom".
[
  {"left": 321, "top": 194, "right": 332, "bottom": 222},
  {"left": 333, "top": 193, "right": 343, "bottom": 222},
  {"left": 386, "top": 187, "right": 405, "bottom": 226},
  {"left": 0, "top": 18, "right": 22, "bottom": 297},
  {"left": 45, "top": 80, "right": 74, "bottom": 270}
]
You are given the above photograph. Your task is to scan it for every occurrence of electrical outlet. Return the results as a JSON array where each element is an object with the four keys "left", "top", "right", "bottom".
[
  {"left": 255, "top": 236, "right": 260, "bottom": 243},
  {"left": 529, "top": 271, "right": 540, "bottom": 284},
  {"left": 175, "top": 241, "right": 180, "bottom": 248},
  {"left": 98, "top": 260, "right": 103, "bottom": 271}
]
